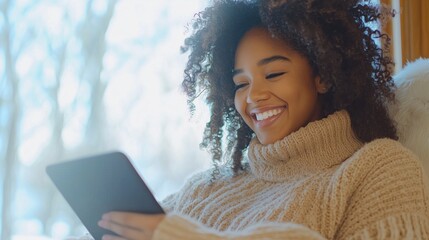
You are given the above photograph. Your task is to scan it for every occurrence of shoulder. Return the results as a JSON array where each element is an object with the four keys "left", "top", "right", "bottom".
[
  {"left": 336, "top": 139, "right": 429, "bottom": 237},
  {"left": 337, "top": 138, "right": 429, "bottom": 200},
  {"left": 345, "top": 138, "right": 423, "bottom": 173},
  {"left": 162, "top": 165, "right": 245, "bottom": 206},
  {"left": 357, "top": 138, "right": 414, "bottom": 159},
  {"left": 341, "top": 138, "right": 429, "bottom": 209},
  {"left": 183, "top": 164, "right": 239, "bottom": 187},
  {"left": 161, "top": 165, "right": 252, "bottom": 214}
]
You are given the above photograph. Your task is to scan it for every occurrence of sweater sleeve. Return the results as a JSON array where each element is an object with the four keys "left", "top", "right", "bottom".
[
  {"left": 336, "top": 139, "right": 429, "bottom": 239},
  {"left": 153, "top": 213, "right": 326, "bottom": 240}
]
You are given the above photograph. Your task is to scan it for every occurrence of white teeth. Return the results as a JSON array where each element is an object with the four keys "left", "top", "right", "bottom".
[{"left": 255, "top": 108, "right": 282, "bottom": 121}]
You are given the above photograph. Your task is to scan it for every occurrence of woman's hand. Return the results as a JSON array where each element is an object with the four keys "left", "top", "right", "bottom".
[{"left": 98, "top": 212, "right": 165, "bottom": 240}]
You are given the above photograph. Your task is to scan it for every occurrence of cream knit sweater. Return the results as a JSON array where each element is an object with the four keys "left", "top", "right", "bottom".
[{"left": 154, "top": 110, "right": 429, "bottom": 239}]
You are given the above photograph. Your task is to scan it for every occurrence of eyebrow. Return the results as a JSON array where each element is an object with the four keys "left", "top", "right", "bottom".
[
  {"left": 232, "top": 55, "right": 290, "bottom": 77},
  {"left": 257, "top": 55, "right": 290, "bottom": 66}
]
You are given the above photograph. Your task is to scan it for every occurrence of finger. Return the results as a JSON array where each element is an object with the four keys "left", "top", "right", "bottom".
[{"left": 98, "top": 219, "right": 146, "bottom": 240}]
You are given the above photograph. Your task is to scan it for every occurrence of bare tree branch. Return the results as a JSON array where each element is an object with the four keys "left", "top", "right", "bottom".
[
  {"left": 0, "top": 0, "right": 21, "bottom": 238},
  {"left": 77, "top": 0, "right": 118, "bottom": 151}
]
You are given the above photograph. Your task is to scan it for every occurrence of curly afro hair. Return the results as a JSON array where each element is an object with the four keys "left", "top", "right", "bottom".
[{"left": 181, "top": 0, "right": 397, "bottom": 174}]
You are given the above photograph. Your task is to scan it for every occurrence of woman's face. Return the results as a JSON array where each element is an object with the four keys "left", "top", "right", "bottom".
[{"left": 233, "top": 27, "right": 326, "bottom": 145}]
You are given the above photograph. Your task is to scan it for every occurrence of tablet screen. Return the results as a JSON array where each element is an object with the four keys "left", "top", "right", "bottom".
[{"left": 46, "top": 151, "right": 164, "bottom": 239}]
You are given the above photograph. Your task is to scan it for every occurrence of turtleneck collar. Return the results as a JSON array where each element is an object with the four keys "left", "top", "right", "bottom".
[{"left": 247, "top": 110, "right": 363, "bottom": 182}]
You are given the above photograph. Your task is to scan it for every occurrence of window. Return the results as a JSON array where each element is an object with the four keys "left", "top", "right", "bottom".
[{"left": 0, "top": 0, "right": 210, "bottom": 239}]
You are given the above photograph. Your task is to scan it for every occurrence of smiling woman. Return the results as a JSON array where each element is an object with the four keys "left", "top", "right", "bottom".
[
  {"left": 93, "top": 0, "right": 429, "bottom": 239},
  {"left": 10, "top": 0, "right": 429, "bottom": 240}
]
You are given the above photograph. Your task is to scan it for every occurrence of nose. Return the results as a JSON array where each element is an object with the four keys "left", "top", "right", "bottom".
[{"left": 246, "top": 80, "right": 270, "bottom": 103}]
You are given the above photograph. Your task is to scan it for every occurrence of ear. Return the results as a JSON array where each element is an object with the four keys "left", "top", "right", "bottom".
[{"left": 314, "top": 76, "right": 331, "bottom": 94}]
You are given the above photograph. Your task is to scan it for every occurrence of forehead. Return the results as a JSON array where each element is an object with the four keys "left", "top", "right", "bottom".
[{"left": 234, "top": 27, "right": 294, "bottom": 64}]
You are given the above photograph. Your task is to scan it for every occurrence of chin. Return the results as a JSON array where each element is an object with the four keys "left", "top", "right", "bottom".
[{"left": 257, "top": 135, "right": 283, "bottom": 145}]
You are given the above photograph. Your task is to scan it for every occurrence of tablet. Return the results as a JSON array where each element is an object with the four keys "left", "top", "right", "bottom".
[{"left": 46, "top": 151, "right": 164, "bottom": 239}]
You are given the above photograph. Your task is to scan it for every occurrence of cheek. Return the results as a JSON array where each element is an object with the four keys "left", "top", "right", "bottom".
[
  {"left": 234, "top": 93, "right": 248, "bottom": 121},
  {"left": 288, "top": 80, "right": 319, "bottom": 104},
  {"left": 234, "top": 95, "right": 244, "bottom": 117}
]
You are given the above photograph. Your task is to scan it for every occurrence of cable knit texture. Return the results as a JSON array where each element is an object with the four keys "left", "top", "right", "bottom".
[{"left": 155, "top": 110, "right": 429, "bottom": 239}]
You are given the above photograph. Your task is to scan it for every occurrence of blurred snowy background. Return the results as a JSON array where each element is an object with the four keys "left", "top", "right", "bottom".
[{"left": 0, "top": 0, "right": 211, "bottom": 239}]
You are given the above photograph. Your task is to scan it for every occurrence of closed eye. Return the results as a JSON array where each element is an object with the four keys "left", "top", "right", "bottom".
[
  {"left": 266, "top": 72, "right": 286, "bottom": 79},
  {"left": 234, "top": 83, "right": 248, "bottom": 91}
]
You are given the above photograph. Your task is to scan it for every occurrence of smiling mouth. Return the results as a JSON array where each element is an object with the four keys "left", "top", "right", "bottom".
[{"left": 252, "top": 108, "right": 284, "bottom": 121}]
